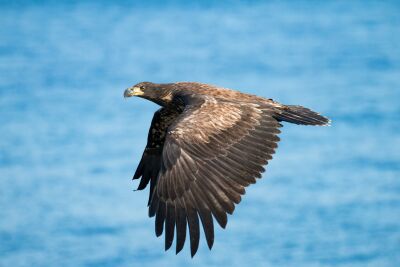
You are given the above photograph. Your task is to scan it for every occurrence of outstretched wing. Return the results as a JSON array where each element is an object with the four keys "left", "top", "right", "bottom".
[
  {"left": 147, "top": 93, "right": 282, "bottom": 256},
  {"left": 133, "top": 107, "right": 180, "bottom": 204}
]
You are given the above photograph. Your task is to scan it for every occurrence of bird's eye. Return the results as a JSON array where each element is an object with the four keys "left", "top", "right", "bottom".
[{"left": 140, "top": 86, "right": 145, "bottom": 90}]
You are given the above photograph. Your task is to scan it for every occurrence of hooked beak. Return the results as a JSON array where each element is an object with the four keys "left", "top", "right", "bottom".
[{"left": 124, "top": 86, "right": 144, "bottom": 98}]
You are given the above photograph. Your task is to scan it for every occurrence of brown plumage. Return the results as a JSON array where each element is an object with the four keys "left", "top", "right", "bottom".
[{"left": 124, "top": 81, "right": 330, "bottom": 257}]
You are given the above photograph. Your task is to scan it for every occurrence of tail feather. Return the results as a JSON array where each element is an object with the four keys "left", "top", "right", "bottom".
[{"left": 274, "top": 105, "right": 330, "bottom": 126}]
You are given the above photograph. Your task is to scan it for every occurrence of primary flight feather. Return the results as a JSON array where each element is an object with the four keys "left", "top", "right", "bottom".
[{"left": 124, "top": 81, "right": 330, "bottom": 257}]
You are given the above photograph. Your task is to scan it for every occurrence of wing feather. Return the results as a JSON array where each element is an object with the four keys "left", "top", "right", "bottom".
[
  {"left": 155, "top": 200, "right": 166, "bottom": 237},
  {"left": 189, "top": 186, "right": 214, "bottom": 249},
  {"left": 137, "top": 93, "right": 281, "bottom": 256},
  {"left": 184, "top": 192, "right": 200, "bottom": 257},
  {"left": 175, "top": 198, "right": 187, "bottom": 254},
  {"left": 165, "top": 202, "right": 175, "bottom": 250}
]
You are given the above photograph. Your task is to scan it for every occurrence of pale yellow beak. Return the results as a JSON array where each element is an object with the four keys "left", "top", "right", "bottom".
[{"left": 123, "top": 87, "right": 144, "bottom": 98}]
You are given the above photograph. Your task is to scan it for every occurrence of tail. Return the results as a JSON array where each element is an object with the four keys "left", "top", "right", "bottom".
[{"left": 274, "top": 105, "right": 330, "bottom": 126}]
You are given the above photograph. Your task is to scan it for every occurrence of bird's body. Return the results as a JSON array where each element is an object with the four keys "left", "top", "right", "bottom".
[{"left": 124, "top": 81, "right": 329, "bottom": 257}]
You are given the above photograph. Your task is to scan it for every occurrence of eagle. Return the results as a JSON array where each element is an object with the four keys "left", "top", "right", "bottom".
[{"left": 123, "top": 82, "right": 329, "bottom": 257}]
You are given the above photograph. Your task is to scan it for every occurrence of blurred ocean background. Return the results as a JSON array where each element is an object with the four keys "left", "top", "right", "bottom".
[{"left": 1, "top": 0, "right": 399, "bottom": 266}]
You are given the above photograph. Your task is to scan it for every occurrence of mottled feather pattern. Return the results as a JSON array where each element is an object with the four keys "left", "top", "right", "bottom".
[
  {"left": 168, "top": 95, "right": 245, "bottom": 142},
  {"left": 150, "top": 100, "right": 281, "bottom": 256},
  {"left": 127, "top": 81, "right": 330, "bottom": 257}
]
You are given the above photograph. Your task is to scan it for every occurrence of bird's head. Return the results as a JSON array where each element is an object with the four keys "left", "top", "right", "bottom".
[
  {"left": 124, "top": 82, "right": 157, "bottom": 98},
  {"left": 124, "top": 82, "right": 174, "bottom": 106}
]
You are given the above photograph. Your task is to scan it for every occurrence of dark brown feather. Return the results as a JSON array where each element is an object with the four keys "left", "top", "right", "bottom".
[
  {"left": 175, "top": 199, "right": 187, "bottom": 254},
  {"left": 128, "top": 82, "right": 329, "bottom": 257}
]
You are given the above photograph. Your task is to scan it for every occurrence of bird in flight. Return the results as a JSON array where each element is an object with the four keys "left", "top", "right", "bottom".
[{"left": 124, "top": 82, "right": 329, "bottom": 257}]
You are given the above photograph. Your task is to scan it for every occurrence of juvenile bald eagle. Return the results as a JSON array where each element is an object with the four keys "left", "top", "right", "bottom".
[{"left": 124, "top": 82, "right": 329, "bottom": 257}]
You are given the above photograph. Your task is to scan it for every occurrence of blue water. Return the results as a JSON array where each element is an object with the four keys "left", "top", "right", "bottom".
[{"left": 1, "top": 1, "right": 399, "bottom": 266}]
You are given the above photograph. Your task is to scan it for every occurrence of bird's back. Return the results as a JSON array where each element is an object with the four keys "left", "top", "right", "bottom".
[{"left": 174, "top": 82, "right": 271, "bottom": 104}]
